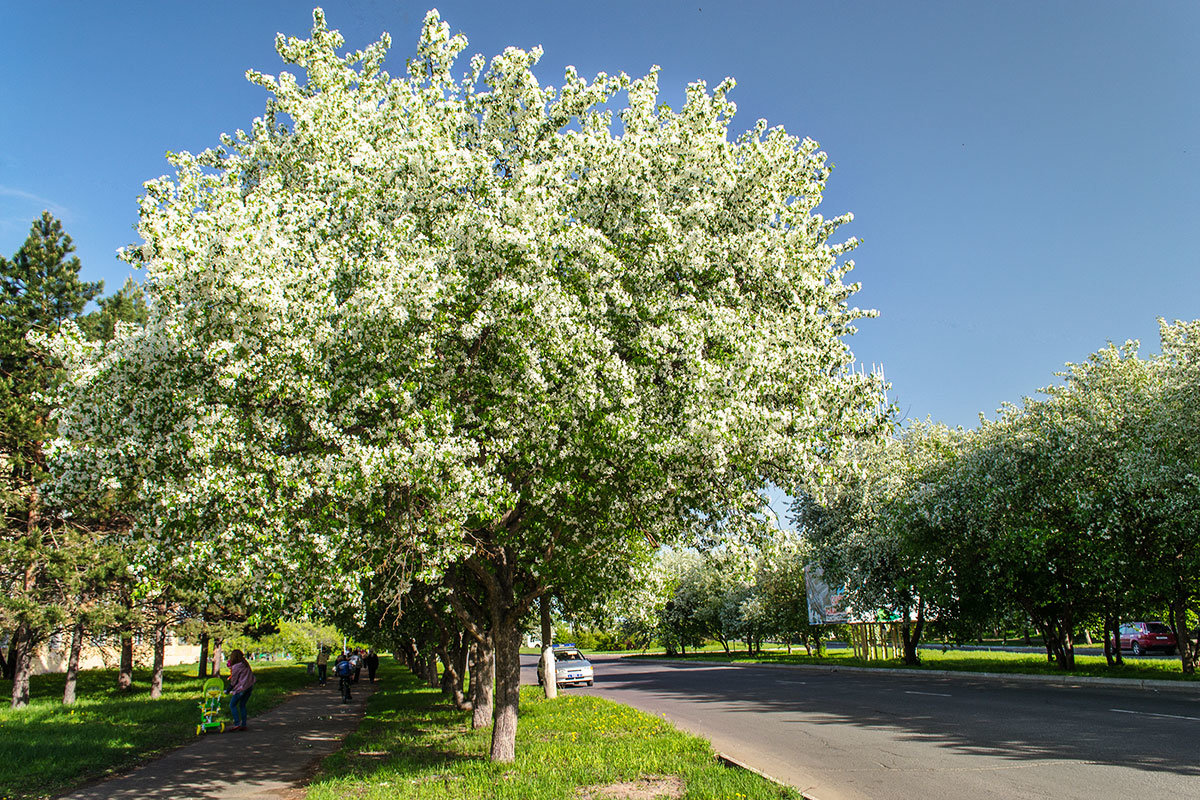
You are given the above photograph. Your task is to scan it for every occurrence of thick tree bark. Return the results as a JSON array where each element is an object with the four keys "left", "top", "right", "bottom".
[
  {"left": 438, "top": 638, "right": 471, "bottom": 710},
  {"left": 901, "top": 599, "right": 926, "bottom": 666},
  {"left": 198, "top": 633, "right": 210, "bottom": 676},
  {"left": 490, "top": 618, "right": 522, "bottom": 762},
  {"left": 62, "top": 621, "right": 85, "bottom": 705},
  {"left": 1037, "top": 613, "right": 1075, "bottom": 670},
  {"left": 9, "top": 625, "right": 33, "bottom": 708},
  {"left": 453, "top": 635, "right": 469, "bottom": 699},
  {"left": 471, "top": 636, "right": 494, "bottom": 729},
  {"left": 211, "top": 638, "right": 224, "bottom": 677},
  {"left": 466, "top": 640, "right": 478, "bottom": 708},
  {"left": 1103, "top": 614, "right": 1123, "bottom": 667},
  {"left": 150, "top": 622, "right": 167, "bottom": 699},
  {"left": 3, "top": 627, "right": 20, "bottom": 680},
  {"left": 424, "top": 649, "right": 440, "bottom": 688},
  {"left": 399, "top": 638, "right": 418, "bottom": 673},
  {"left": 118, "top": 632, "right": 134, "bottom": 690},
  {"left": 1169, "top": 600, "right": 1198, "bottom": 675}
]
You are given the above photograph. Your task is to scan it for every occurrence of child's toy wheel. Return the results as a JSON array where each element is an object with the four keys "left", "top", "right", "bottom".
[
  {"left": 196, "top": 724, "right": 203, "bottom": 735},
  {"left": 219, "top": 723, "right": 225, "bottom": 733}
]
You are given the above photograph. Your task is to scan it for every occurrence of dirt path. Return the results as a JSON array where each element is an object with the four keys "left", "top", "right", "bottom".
[{"left": 57, "top": 679, "right": 377, "bottom": 800}]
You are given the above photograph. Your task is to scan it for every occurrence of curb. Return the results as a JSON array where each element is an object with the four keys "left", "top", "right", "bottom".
[
  {"left": 636, "top": 657, "right": 1200, "bottom": 694},
  {"left": 717, "top": 752, "right": 824, "bottom": 800}
]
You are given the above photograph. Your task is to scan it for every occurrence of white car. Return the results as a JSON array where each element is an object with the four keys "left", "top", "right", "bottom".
[{"left": 537, "top": 644, "right": 594, "bottom": 687}]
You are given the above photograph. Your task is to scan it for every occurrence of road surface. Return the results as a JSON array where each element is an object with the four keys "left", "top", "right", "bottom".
[{"left": 521, "top": 654, "right": 1200, "bottom": 800}]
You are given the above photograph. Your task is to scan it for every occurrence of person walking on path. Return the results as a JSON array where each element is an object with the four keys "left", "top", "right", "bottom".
[
  {"left": 226, "top": 649, "right": 256, "bottom": 731},
  {"left": 365, "top": 650, "right": 379, "bottom": 682},
  {"left": 335, "top": 653, "right": 353, "bottom": 703},
  {"left": 316, "top": 647, "right": 329, "bottom": 686}
]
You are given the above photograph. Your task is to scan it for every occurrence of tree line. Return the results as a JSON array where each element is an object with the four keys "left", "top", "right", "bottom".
[
  {"left": 798, "top": 325, "right": 1200, "bottom": 673},
  {"left": 0, "top": 212, "right": 290, "bottom": 706}
]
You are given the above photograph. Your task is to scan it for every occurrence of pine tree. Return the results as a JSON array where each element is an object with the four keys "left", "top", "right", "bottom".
[{"left": 0, "top": 212, "right": 102, "bottom": 706}]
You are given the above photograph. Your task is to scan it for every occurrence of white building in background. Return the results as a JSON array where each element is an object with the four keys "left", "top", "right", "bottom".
[{"left": 23, "top": 630, "right": 200, "bottom": 676}]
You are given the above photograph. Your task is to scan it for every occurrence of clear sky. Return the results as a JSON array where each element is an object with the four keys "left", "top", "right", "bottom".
[{"left": 2, "top": 1, "right": 1197, "bottom": 430}]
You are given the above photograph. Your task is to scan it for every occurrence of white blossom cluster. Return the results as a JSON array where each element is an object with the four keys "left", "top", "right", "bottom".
[{"left": 48, "top": 9, "right": 883, "bottom": 614}]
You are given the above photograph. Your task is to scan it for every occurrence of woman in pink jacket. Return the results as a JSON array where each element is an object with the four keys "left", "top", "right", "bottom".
[{"left": 226, "top": 649, "right": 256, "bottom": 731}]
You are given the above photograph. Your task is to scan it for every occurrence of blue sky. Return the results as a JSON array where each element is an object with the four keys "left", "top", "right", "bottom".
[{"left": 2, "top": 1, "right": 1197, "bottom": 430}]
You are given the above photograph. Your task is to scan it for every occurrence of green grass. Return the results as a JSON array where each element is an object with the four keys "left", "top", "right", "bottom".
[
  {"left": 305, "top": 661, "right": 797, "bottom": 800},
  {"left": 635, "top": 646, "right": 1200, "bottom": 681},
  {"left": 0, "top": 660, "right": 313, "bottom": 800}
]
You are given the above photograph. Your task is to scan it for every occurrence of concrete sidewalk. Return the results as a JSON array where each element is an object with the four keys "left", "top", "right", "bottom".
[{"left": 58, "top": 680, "right": 377, "bottom": 800}]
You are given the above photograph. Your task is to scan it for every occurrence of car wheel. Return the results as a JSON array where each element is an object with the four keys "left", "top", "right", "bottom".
[
  {"left": 587, "top": 680, "right": 593, "bottom": 686},
  {"left": 1131, "top": 641, "right": 1144, "bottom": 656}
]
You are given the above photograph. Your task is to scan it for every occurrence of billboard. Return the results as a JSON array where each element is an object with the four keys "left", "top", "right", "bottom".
[{"left": 804, "top": 563, "right": 849, "bottom": 625}]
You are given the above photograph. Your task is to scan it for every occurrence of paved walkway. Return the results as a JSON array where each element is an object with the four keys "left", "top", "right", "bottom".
[{"left": 58, "top": 680, "right": 377, "bottom": 800}]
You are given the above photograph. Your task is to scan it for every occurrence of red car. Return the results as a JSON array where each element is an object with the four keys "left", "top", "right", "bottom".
[{"left": 1114, "top": 622, "right": 1177, "bottom": 656}]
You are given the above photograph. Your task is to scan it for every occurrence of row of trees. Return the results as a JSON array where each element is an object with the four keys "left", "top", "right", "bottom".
[
  {"left": 0, "top": 212, "right": 312, "bottom": 707},
  {"left": 602, "top": 536, "right": 822, "bottom": 656},
  {"left": 38, "top": 9, "right": 883, "bottom": 762},
  {"left": 799, "top": 323, "right": 1200, "bottom": 672}
]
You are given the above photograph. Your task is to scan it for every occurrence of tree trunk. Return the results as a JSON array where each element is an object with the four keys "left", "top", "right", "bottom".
[
  {"left": 2, "top": 627, "right": 21, "bottom": 681},
  {"left": 9, "top": 625, "right": 33, "bottom": 708},
  {"left": 1170, "top": 599, "right": 1198, "bottom": 675},
  {"left": 540, "top": 595, "right": 556, "bottom": 700},
  {"left": 490, "top": 617, "right": 522, "bottom": 762},
  {"left": 1040, "top": 614, "right": 1075, "bottom": 670},
  {"left": 471, "top": 636, "right": 494, "bottom": 729},
  {"left": 467, "top": 641, "right": 479, "bottom": 714},
  {"left": 211, "top": 638, "right": 224, "bottom": 677},
  {"left": 198, "top": 632, "right": 209, "bottom": 678},
  {"left": 424, "top": 649, "right": 440, "bottom": 688},
  {"left": 901, "top": 600, "right": 926, "bottom": 666},
  {"left": 453, "top": 635, "right": 469, "bottom": 703},
  {"left": 401, "top": 638, "right": 418, "bottom": 673},
  {"left": 118, "top": 632, "right": 134, "bottom": 690},
  {"left": 1103, "top": 614, "right": 1123, "bottom": 667},
  {"left": 438, "top": 638, "right": 471, "bottom": 710},
  {"left": 63, "top": 621, "right": 85, "bottom": 705},
  {"left": 150, "top": 622, "right": 167, "bottom": 699}
]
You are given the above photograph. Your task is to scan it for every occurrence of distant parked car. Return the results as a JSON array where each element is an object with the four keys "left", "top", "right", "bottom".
[
  {"left": 1114, "top": 622, "right": 1177, "bottom": 656},
  {"left": 537, "top": 644, "right": 594, "bottom": 687}
]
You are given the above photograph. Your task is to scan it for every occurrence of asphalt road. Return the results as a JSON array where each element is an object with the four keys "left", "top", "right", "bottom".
[{"left": 520, "top": 654, "right": 1200, "bottom": 800}]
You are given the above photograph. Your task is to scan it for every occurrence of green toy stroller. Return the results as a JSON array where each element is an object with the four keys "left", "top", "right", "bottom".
[{"left": 196, "top": 677, "right": 226, "bottom": 735}]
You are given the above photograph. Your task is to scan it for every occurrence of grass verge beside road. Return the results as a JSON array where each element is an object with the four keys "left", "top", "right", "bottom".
[
  {"left": 0, "top": 661, "right": 311, "bottom": 800},
  {"left": 305, "top": 662, "right": 797, "bottom": 800},
  {"left": 632, "top": 647, "right": 1199, "bottom": 682}
]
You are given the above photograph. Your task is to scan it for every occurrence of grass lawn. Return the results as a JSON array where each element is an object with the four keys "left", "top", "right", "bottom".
[
  {"left": 0, "top": 660, "right": 313, "bottom": 800},
  {"left": 634, "top": 646, "right": 1200, "bottom": 682},
  {"left": 305, "top": 661, "right": 797, "bottom": 800}
]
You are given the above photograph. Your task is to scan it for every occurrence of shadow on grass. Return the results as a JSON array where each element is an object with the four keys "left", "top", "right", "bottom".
[{"left": 313, "top": 668, "right": 489, "bottom": 784}]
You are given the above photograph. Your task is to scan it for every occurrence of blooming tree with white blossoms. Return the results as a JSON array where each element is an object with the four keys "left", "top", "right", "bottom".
[{"left": 51, "top": 9, "right": 883, "bottom": 760}]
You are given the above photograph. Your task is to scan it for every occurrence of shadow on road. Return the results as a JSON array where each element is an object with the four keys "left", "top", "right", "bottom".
[{"left": 564, "top": 656, "right": 1200, "bottom": 779}]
